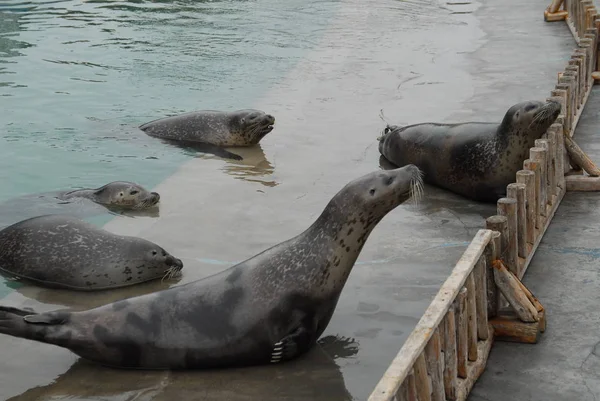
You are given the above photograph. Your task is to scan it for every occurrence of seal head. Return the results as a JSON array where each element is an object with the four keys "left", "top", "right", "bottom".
[{"left": 61, "top": 181, "right": 160, "bottom": 210}]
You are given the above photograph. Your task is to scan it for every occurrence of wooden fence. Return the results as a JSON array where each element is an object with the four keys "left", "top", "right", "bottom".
[{"left": 368, "top": 1, "right": 599, "bottom": 400}]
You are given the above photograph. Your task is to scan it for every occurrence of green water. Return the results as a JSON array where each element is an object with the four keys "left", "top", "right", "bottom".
[{"left": 0, "top": 0, "right": 339, "bottom": 296}]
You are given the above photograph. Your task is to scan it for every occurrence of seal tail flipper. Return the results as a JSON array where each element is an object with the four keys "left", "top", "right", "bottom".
[{"left": 0, "top": 306, "right": 67, "bottom": 343}]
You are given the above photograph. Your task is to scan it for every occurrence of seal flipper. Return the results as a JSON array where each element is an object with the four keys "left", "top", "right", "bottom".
[
  {"left": 0, "top": 306, "right": 68, "bottom": 343},
  {"left": 270, "top": 325, "right": 314, "bottom": 364}
]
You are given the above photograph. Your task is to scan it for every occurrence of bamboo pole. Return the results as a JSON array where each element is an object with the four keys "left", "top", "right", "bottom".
[
  {"left": 507, "top": 183, "right": 527, "bottom": 261},
  {"left": 443, "top": 309, "right": 457, "bottom": 401},
  {"left": 466, "top": 273, "right": 478, "bottom": 362},
  {"left": 515, "top": 169, "right": 536, "bottom": 246},
  {"left": 497, "top": 198, "right": 518, "bottom": 275}
]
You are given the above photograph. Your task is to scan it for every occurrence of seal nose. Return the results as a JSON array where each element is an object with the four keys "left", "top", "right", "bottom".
[
  {"left": 266, "top": 114, "right": 275, "bottom": 124},
  {"left": 166, "top": 255, "right": 184, "bottom": 269},
  {"left": 151, "top": 192, "right": 160, "bottom": 202}
]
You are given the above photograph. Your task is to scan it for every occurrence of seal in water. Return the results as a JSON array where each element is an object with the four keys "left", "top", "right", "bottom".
[
  {"left": 0, "top": 215, "right": 183, "bottom": 291},
  {"left": 0, "top": 166, "right": 423, "bottom": 369},
  {"left": 0, "top": 181, "right": 160, "bottom": 230},
  {"left": 378, "top": 100, "right": 561, "bottom": 203},
  {"left": 139, "top": 109, "right": 275, "bottom": 160}
]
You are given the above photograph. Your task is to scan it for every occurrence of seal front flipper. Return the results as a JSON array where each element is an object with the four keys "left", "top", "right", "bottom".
[{"left": 270, "top": 325, "right": 315, "bottom": 364}]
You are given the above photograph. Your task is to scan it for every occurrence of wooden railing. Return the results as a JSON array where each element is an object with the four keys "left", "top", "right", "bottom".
[{"left": 368, "top": 1, "right": 599, "bottom": 400}]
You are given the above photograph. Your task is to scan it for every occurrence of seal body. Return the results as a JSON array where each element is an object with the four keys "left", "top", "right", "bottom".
[
  {"left": 0, "top": 166, "right": 423, "bottom": 370},
  {"left": 378, "top": 100, "right": 561, "bottom": 203},
  {"left": 139, "top": 109, "right": 276, "bottom": 147},
  {"left": 59, "top": 181, "right": 160, "bottom": 210},
  {"left": 0, "top": 215, "right": 183, "bottom": 290}
]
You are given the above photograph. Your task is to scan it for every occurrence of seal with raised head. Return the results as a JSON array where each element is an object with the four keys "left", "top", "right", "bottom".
[
  {"left": 58, "top": 181, "right": 160, "bottom": 210},
  {"left": 140, "top": 109, "right": 275, "bottom": 147},
  {"left": 0, "top": 165, "right": 423, "bottom": 370},
  {"left": 378, "top": 100, "right": 561, "bottom": 203},
  {"left": 0, "top": 215, "right": 183, "bottom": 291}
]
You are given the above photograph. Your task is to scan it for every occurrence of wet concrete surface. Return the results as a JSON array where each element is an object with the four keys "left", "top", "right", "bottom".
[
  {"left": 469, "top": 88, "right": 600, "bottom": 401},
  {"left": 0, "top": 0, "right": 578, "bottom": 400}
]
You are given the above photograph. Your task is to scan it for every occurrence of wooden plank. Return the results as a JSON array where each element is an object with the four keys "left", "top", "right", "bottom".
[
  {"left": 425, "top": 329, "right": 445, "bottom": 401},
  {"left": 490, "top": 313, "right": 542, "bottom": 344},
  {"left": 466, "top": 273, "right": 478, "bottom": 362},
  {"left": 474, "top": 258, "right": 489, "bottom": 341},
  {"left": 367, "top": 230, "right": 492, "bottom": 401},
  {"left": 443, "top": 308, "right": 457, "bottom": 401},
  {"left": 456, "top": 288, "right": 468, "bottom": 379},
  {"left": 492, "top": 260, "right": 538, "bottom": 323}
]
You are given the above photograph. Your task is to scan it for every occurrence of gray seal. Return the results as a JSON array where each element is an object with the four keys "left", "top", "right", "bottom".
[
  {"left": 59, "top": 181, "right": 160, "bottom": 210},
  {"left": 139, "top": 109, "right": 275, "bottom": 159},
  {"left": 378, "top": 100, "right": 561, "bottom": 203},
  {"left": 0, "top": 165, "right": 423, "bottom": 370},
  {"left": 0, "top": 215, "right": 183, "bottom": 291}
]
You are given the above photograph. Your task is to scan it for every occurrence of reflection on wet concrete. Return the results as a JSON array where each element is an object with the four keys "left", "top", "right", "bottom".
[{"left": 7, "top": 336, "right": 357, "bottom": 401}]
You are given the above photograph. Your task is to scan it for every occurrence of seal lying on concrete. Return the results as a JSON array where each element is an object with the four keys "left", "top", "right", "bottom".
[
  {"left": 0, "top": 215, "right": 183, "bottom": 291},
  {"left": 0, "top": 166, "right": 423, "bottom": 370},
  {"left": 378, "top": 100, "right": 561, "bottom": 203},
  {"left": 0, "top": 181, "right": 160, "bottom": 230}
]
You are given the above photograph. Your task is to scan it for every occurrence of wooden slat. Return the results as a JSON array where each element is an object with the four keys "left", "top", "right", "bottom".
[
  {"left": 474, "top": 258, "right": 489, "bottom": 340},
  {"left": 515, "top": 170, "right": 536, "bottom": 245},
  {"left": 523, "top": 159, "right": 541, "bottom": 230},
  {"left": 414, "top": 353, "right": 431, "bottom": 401},
  {"left": 497, "top": 198, "right": 518, "bottom": 275},
  {"left": 443, "top": 308, "right": 457, "bottom": 401},
  {"left": 456, "top": 288, "right": 468, "bottom": 379},
  {"left": 506, "top": 183, "right": 527, "bottom": 260},
  {"left": 466, "top": 273, "right": 478, "bottom": 362},
  {"left": 367, "top": 230, "right": 492, "bottom": 401}
]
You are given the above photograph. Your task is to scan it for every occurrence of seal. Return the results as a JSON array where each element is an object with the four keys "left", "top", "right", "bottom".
[
  {"left": 0, "top": 181, "right": 160, "bottom": 230},
  {"left": 378, "top": 100, "right": 561, "bottom": 203},
  {"left": 139, "top": 109, "right": 276, "bottom": 147},
  {"left": 59, "top": 181, "right": 160, "bottom": 210},
  {"left": 0, "top": 215, "right": 183, "bottom": 291},
  {"left": 0, "top": 165, "right": 423, "bottom": 370}
]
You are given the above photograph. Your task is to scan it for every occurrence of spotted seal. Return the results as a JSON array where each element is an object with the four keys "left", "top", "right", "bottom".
[
  {"left": 139, "top": 109, "right": 275, "bottom": 160},
  {"left": 59, "top": 181, "right": 160, "bottom": 210},
  {"left": 0, "top": 215, "right": 183, "bottom": 291},
  {"left": 378, "top": 100, "right": 561, "bottom": 203},
  {"left": 0, "top": 166, "right": 423, "bottom": 369}
]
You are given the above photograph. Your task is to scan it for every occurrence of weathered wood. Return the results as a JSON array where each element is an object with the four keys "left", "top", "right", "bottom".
[
  {"left": 512, "top": 276, "right": 545, "bottom": 333},
  {"left": 506, "top": 183, "right": 527, "bottom": 260},
  {"left": 565, "top": 175, "right": 600, "bottom": 191},
  {"left": 367, "top": 230, "right": 492, "bottom": 401},
  {"left": 555, "top": 83, "right": 572, "bottom": 133},
  {"left": 466, "top": 273, "right": 477, "bottom": 362},
  {"left": 544, "top": 126, "right": 558, "bottom": 195},
  {"left": 443, "top": 309, "right": 457, "bottom": 401},
  {"left": 564, "top": 69, "right": 579, "bottom": 109},
  {"left": 515, "top": 170, "right": 536, "bottom": 245},
  {"left": 473, "top": 258, "right": 489, "bottom": 340},
  {"left": 485, "top": 216, "right": 508, "bottom": 262},
  {"left": 529, "top": 148, "right": 548, "bottom": 218},
  {"left": 425, "top": 329, "right": 445, "bottom": 401},
  {"left": 545, "top": 9, "right": 568, "bottom": 21},
  {"left": 496, "top": 198, "right": 518, "bottom": 275},
  {"left": 492, "top": 260, "right": 538, "bottom": 323},
  {"left": 550, "top": 122, "right": 566, "bottom": 189},
  {"left": 414, "top": 353, "right": 431, "bottom": 401},
  {"left": 403, "top": 371, "right": 418, "bottom": 401},
  {"left": 454, "top": 329, "right": 494, "bottom": 400},
  {"left": 523, "top": 160, "right": 541, "bottom": 229},
  {"left": 535, "top": 139, "right": 551, "bottom": 206},
  {"left": 490, "top": 313, "right": 542, "bottom": 344},
  {"left": 564, "top": 134, "right": 600, "bottom": 176},
  {"left": 548, "top": 0, "right": 564, "bottom": 13},
  {"left": 456, "top": 287, "right": 468, "bottom": 379},
  {"left": 484, "top": 233, "right": 499, "bottom": 318}
]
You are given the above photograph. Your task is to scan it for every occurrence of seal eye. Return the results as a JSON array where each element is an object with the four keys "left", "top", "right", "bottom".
[
  {"left": 130, "top": 190, "right": 139, "bottom": 195},
  {"left": 524, "top": 104, "right": 536, "bottom": 112},
  {"left": 369, "top": 189, "right": 376, "bottom": 196},
  {"left": 152, "top": 250, "right": 157, "bottom": 256},
  {"left": 119, "top": 192, "right": 124, "bottom": 197}
]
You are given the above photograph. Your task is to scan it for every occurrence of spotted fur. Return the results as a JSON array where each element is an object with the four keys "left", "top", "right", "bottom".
[
  {"left": 0, "top": 166, "right": 422, "bottom": 370},
  {"left": 60, "top": 181, "right": 160, "bottom": 210}
]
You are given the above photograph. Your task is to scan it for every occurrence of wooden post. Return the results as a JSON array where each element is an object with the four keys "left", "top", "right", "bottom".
[
  {"left": 455, "top": 288, "right": 468, "bottom": 379},
  {"left": 530, "top": 147, "right": 548, "bottom": 218},
  {"left": 550, "top": 123, "right": 566, "bottom": 190},
  {"left": 414, "top": 353, "right": 431, "bottom": 401},
  {"left": 497, "top": 198, "right": 518, "bottom": 275},
  {"left": 516, "top": 170, "right": 536, "bottom": 245},
  {"left": 425, "top": 328, "right": 445, "bottom": 401},
  {"left": 492, "top": 260, "right": 539, "bottom": 323},
  {"left": 548, "top": 0, "right": 564, "bottom": 14},
  {"left": 507, "top": 183, "right": 527, "bottom": 262},
  {"left": 523, "top": 159, "right": 542, "bottom": 229},
  {"left": 443, "top": 309, "right": 457, "bottom": 401},
  {"left": 564, "top": 69, "right": 579, "bottom": 109},
  {"left": 570, "top": 52, "right": 586, "bottom": 101},
  {"left": 484, "top": 233, "right": 500, "bottom": 317},
  {"left": 486, "top": 215, "right": 508, "bottom": 263},
  {"left": 474, "top": 258, "right": 489, "bottom": 340},
  {"left": 466, "top": 273, "right": 478, "bottom": 362},
  {"left": 544, "top": 127, "right": 558, "bottom": 197},
  {"left": 564, "top": 134, "right": 600, "bottom": 176},
  {"left": 400, "top": 371, "right": 418, "bottom": 401},
  {"left": 535, "top": 138, "right": 552, "bottom": 205}
]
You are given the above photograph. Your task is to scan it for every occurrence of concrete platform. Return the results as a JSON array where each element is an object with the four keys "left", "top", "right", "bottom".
[
  {"left": 0, "top": 0, "right": 578, "bottom": 400},
  {"left": 469, "top": 88, "right": 600, "bottom": 401}
]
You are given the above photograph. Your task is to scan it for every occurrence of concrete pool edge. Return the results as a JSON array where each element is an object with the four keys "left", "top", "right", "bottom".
[{"left": 367, "top": 2, "right": 599, "bottom": 400}]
